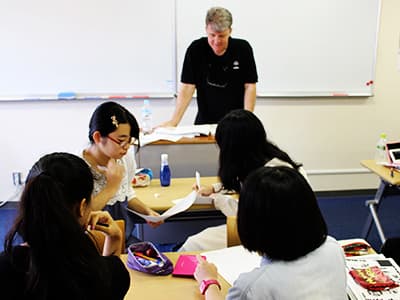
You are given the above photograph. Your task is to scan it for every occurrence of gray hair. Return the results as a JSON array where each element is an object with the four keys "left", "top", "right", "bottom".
[{"left": 205, "top": 7, "right": 232, "bottom": 32}]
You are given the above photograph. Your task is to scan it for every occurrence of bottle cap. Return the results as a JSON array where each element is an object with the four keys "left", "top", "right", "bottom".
[
  {"left": 144, "top": 99, "right": 150, "bottom": 105},
  {"left": 380, "top": 133, "right": 387, "bottom": 138},
  {"left": 161, "top": 153, "right": 168, "bottom": 161}
]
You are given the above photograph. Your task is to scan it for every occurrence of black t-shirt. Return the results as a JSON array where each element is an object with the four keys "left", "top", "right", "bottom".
[
  {"left": 181, "top": 37, "right": 258, "bottom": 124},
  {"left": 0, "top": 246, "right": 130, "bottom": 300}
]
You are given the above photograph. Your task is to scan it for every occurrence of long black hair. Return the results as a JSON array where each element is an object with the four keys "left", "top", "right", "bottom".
[
  {"left": 4, "top": 153, "right": 111, "bottom": 299},
  {"left": 215, "top": 109, "right": 301, "bottom": 191}
]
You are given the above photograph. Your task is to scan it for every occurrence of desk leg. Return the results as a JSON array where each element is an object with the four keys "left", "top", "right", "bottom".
[{"left": 361, "top": 180, "right": 387, "bottom": 243}]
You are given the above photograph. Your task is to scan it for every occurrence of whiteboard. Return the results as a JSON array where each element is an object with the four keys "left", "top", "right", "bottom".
[
  {"left": 0, "top": 0, "right": 176, "bottom": 99},
  {"left": 176, "top": 0, "right": 381, "bottom": 97}
]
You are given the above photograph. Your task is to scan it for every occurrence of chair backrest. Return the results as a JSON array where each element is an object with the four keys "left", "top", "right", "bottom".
[
  {"left": 227, "top": 216, "right": 241, "bottom": 247},
  {"left": 88, "top": 219, "right": 125, "bottom": 254}
]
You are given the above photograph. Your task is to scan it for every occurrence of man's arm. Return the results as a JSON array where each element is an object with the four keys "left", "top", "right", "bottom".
[
  {"left": 160, "top": 83, "right": 196, "bottom": 127},
  {"left": 244, "top": 82, "right": 256, "bottom": 112}
]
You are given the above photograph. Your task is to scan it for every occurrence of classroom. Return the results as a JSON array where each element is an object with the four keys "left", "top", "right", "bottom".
[{"left": 0, "top": 0, "right": 400, "bottom": 298}]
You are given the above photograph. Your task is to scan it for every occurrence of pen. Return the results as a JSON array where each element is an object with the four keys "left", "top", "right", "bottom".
[
  {"left": 96, "top": 222, "right": 109, "bottom": 227},
  {"left": 134, "top": 251, "right": 158, "bottom": 262},
  {"left": 79, "top": 96, "right": 107, "bottom": 100},
  {"left": 108, "top": 95, "right": 128, "bottom": 99},
  {"left": 195, "top": 171, "right": 201, "bottom": 189}
]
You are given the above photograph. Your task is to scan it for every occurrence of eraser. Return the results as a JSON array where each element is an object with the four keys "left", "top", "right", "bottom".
[{"left": 58, "top": 92, "right": 77, "bottom": 99}]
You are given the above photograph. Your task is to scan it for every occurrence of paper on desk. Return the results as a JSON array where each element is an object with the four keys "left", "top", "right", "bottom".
[
  {"left": 139, "top": 132, "right": 197, "bottom": 146},
  {"left": 201, "top": 246, "right": 261, "bottom": 285},
  {"left": 346, "top": 255, "right": 400, "bottom": 300},
  {"left": 154, "top": 125, "right": 213, "bottom": 136},
  {"left": 128, "top": 191, "right": 197, "bottom": 222},
  {"left": 172, "top": 193, "right": 214, "bottom": 205}
]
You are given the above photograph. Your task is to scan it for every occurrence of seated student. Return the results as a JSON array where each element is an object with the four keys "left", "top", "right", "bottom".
[
  {"left": 194, "top": 166, "right": 347, "bottom": 300},
  {"left": 178, "top": 109, "right": 307, "bottom": 251},
  {"left": 83, "top": 101, "right": 162, "bottom": 246},
  {"left": 0, "top": 152, "right": 130, "bottom": 300}
]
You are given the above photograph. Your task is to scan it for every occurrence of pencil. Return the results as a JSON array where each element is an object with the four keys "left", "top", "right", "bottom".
[
  {"left": 134, "top": 251, "right": 158, "bottom": 262},
  {"left": 96, "top": 222, "right": 109, "bottom": 227}
]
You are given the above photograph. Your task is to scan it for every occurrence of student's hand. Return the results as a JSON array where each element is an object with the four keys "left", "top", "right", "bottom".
[
  {"left": 87, "top": 211, "right": 123, "bottom": 256},
  {"left": 97, "top": 158, "right": 124, "bottom": 191},
  {"left": 194, "top": 255, "right": 219, "bottom": 283},
  {"left": 146, "top": 210, "right": 163, "bottom": 228},
  {"left": 195, "top": 185, "right": 214, "bottom": 196},
  {"left": 87, "top": 211, "right": 122, "bottom": 238}
]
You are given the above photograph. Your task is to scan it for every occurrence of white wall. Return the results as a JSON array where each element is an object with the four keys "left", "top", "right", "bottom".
[{"left": 1, "top": 0, "right": 400, "bottom": 201}]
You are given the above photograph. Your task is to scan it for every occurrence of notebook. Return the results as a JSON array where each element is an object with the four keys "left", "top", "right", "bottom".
[{"left": 172, "top": 254, "right": 206, "bottom": 277}]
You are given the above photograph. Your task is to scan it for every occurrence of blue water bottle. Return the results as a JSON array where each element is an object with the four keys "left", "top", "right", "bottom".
[{"left": 160, "top": 153, "right": 171, "bottom": 186}]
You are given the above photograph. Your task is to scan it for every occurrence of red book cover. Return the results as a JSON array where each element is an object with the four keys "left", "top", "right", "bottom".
[{"left": 172, "top": 255, "right": 206, "bottom": 277}]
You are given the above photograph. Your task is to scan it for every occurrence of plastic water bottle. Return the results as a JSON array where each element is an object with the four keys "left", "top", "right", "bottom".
[
  {"left": 160, "top": 153, "right": 171, "bottom": 186},
  {"left": 374, "top": 133, "right": 387, "bottom": 165},
  {"left": 141, "top": 99, "right": 152, "bottom": 135}
]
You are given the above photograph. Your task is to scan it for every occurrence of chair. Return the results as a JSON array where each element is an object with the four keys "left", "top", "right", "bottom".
[
  {"left": 226, "top": 216, "right": 241, "bottom": 247},
  {"left": 88, "top": 219, "right": 125, "bottom": 254}
]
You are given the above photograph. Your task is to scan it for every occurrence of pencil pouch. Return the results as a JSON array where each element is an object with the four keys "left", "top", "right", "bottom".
[{"left": 127, "top": 241, "right": 173, "bottom": 275}]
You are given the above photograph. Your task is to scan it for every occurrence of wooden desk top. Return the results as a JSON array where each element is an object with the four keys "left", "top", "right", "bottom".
[
  {"left": 135, "top": 176, "right": 219, "bottom": 211},
  {"left": 148, "top": 135, "right": 216, "bottom": 145},
  {"left": 360, "top": 160, "right": 400, "bottom": 186},
  {"left": 121, "top": 252, "right": 230, "bottom": 300}
]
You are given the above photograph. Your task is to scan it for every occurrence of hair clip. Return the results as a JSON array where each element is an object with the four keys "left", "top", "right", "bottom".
[{"left": 111, "top": 115, "right": 119, "bottom": 128}]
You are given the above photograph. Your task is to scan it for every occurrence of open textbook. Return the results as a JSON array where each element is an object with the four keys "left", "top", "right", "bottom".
[{"left": 128, "top": 191, "right": 213, "bottom": 222}]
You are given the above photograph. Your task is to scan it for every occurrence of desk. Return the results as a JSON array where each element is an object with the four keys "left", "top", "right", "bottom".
[
  {"left": 136, "top": 135, "right": 218, "bottom": 178},
  {"left": 121, "top": 252, "right": 230, "bottom": 299},
  {"left": 360, "top": 160, "right": 400, "bottom": 244},
  {"left": 134, "top": 176, "right": 226, "bottom": 243}
]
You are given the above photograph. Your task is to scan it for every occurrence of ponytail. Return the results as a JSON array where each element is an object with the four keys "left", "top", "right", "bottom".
[{"left": 5, "top": 169, "right": 107, "bottom": 299}]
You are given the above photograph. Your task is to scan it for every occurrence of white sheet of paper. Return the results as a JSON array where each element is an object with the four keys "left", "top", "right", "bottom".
[
  {"left": 201, "top": 246, "right": 261, "bottom": 285},
  {"left": 154, "top": 125, "right": 212, "bottom": 136},
  {"left": 172, "top": 193, "right": 214, "bottom": 205},
  {"left": 128, "top": 190, "right": 197, "bottom": 222}
]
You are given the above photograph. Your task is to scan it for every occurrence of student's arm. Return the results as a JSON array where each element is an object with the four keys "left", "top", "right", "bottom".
[
  {"left": 194, "top": 255, "right": 224, "bottom": 300},
  {"left": 197, "top": 182, "right": 238, "bottom": 217},
  {"left": 160, "top": 83, "right": 196, "bottom": 127},
  {"left": 244, "top": 83, "right": 256, "bottom": 112},
  {"left": 127, "top": 197, "right": 163, "bottom": 228},
  {"left": 91, "top": 159, "right": 124, "bottom": 211}
]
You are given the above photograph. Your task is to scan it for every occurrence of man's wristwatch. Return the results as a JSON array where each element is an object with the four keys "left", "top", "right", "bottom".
[{"left": 199, "top": 279, "right": 221, "bottom": 295}]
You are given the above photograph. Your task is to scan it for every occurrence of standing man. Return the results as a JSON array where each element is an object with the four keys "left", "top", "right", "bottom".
[{"left": 162, "top": 6, "right": 258, "bottom": 126}]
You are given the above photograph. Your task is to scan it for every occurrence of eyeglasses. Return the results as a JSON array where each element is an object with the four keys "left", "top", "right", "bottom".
[
  {"left": 206, "top": 63, "right": 229, "bottom": 88},
  {"left": 107, "top": 135, "right": 137, "bottom": 148}
]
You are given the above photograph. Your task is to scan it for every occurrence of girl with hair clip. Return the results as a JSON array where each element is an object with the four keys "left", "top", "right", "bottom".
[
  {"left": 0, "top": 152, "right": 130, "bottom": 300},
  {"left": 83, "top": 101, "right": 162, "bottom": 247},
  {"left": 179, "top": 109, "right": 308, "bottom": 251},
  {"left": 194, "top": 166, "right": 347, "bottom": 299}
]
